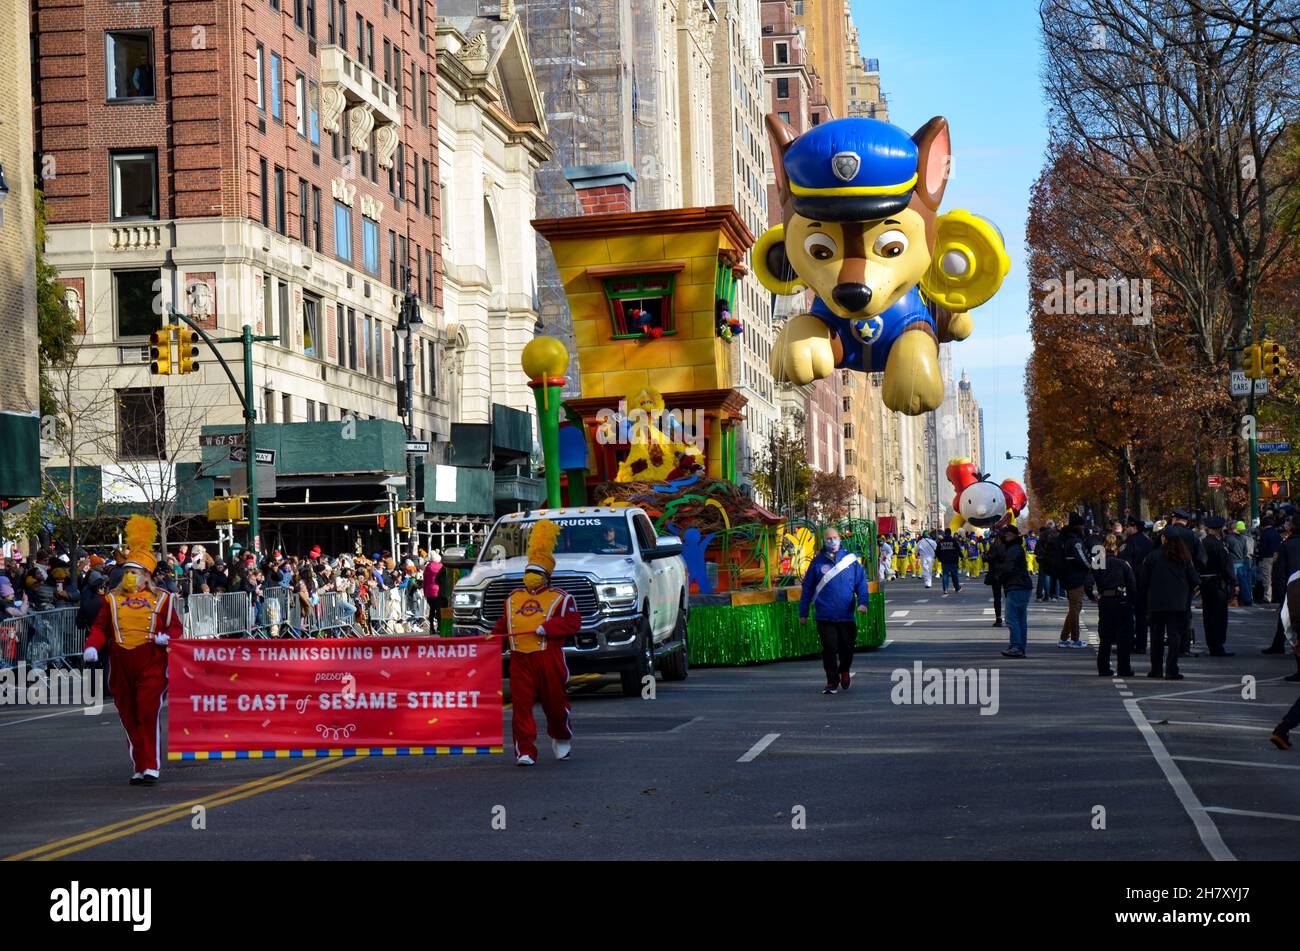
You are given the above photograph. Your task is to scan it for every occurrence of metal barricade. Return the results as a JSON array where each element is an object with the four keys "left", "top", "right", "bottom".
[
  {"left": 213, "top": 591, "right": 253, "bottom": 637},
  {"left": 183, "top": 595, "right": 219, "bottom": 638},
  {"left": 255, "top": 586, "right": 290, "bottom": 638},
  {"left": 0, "top": 608, "right": 82, "bottom": 669}
]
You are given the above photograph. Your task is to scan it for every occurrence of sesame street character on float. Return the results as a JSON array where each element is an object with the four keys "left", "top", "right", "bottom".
[
  {"left": 490, "top": 519, "right": 582, "bottom": 766},
  {"left": 754, "top": 114, "right": 1010, "bottom": 416},
  {"left": 612, "top": 386, "right": 704, "bottom": 482},
  {"left": 82, "top": 515, "right": 182, "bottom": 785},
  {"left": 946, "top": 457, "right": 1028, "bottom": 536}
]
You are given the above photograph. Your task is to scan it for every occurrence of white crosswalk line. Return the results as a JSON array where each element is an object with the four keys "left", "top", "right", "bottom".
[
  {"left": 890, "top": 610, "right": 909, "bottom": 618},
  {"left": 738, "top": 733, "right": 781, "bottom": 763}
]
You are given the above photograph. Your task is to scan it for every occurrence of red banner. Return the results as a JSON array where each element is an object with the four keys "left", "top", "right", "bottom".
[{"left": 167, "top": 637, "right": 502, "bottom": 760}]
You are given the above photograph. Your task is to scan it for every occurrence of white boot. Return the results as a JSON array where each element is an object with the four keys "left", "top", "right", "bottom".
[
  {"left": 552, "top": 738, "right": 571, "bottom": 760},
  {"left": 516, "top": 754, "right": 535, "bottom": 766}
]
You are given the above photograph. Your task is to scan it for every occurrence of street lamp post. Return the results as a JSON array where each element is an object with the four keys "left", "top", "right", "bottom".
[{"left": 395, "top": 268, "right": 423, "bottom": 561}]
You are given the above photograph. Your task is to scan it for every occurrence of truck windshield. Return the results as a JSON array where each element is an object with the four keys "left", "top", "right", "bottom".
[{"left": 482, "top": 516, "right": 634, "bottom": 561}]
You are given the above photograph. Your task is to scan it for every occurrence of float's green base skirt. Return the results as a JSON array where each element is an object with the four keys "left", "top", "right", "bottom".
[{"left": 686, "top": 587, "right": 886, "bottom": 666}]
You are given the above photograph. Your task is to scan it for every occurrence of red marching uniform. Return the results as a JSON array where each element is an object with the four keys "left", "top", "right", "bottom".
[{"left": 491, "top": 585, "right": 581, "bottom": 761}]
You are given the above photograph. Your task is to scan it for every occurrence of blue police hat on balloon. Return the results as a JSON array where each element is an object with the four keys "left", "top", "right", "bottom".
[{"left": 782, "top": 117, "right": 919, "bottom": 222}]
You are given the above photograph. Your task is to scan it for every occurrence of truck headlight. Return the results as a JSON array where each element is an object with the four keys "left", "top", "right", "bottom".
[
  {"left": 453, "top": 590, "right": 483, "bottom": 609},
  {"left": 598, "top": 582, "right": 637, "bottom": 606}
]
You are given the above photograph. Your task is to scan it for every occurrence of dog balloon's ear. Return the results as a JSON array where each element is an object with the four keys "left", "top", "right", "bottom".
[
  {"left": 765, "top": 114, "right": 799, "bottom": 204},
  {"left": 752, "top": 226, "right": 802, "bottom": 295},
  {"left": 912, "top": 116, "right": 951, "bottom": 211}
]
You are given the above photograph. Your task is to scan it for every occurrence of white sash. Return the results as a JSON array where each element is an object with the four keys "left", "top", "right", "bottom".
[{"left": 813, "top": 552, "right": 858, "bottom": 602}]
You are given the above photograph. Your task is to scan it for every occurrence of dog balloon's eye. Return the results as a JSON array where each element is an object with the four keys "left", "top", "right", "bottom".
[
  {"left": 873, "top": 230, "right": 909, "bottom": 258},
  {"left": 804, "top": 233, "right": 838, "bottom": 261}
]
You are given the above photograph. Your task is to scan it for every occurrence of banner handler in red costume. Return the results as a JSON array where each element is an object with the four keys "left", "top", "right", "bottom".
[
  {"left": 491, "top": 519, "right": 582, "bottom": 766},
  {"left": 82, "top": 515, "right": 183, "bottom": 785}
]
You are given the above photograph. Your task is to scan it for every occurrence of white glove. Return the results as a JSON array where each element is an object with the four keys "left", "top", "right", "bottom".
[
  {"left": 154, "top": 633, "right": 170, "bottom": 646},
  {"left": 83, "top": 646, "right": 99, "bottom": 664}
]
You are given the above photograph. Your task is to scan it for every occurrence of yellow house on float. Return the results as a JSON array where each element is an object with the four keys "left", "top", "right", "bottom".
[{"left": 532, "top": 163, "right": 755, "bottom": 486}]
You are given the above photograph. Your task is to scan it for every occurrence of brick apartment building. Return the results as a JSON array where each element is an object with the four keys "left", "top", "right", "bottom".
[
  {"left": 0, "top": 0, "right": 41, "bottom": 505},
  {"left": 760, "top": 0, "right": 841, "bottom": 481},
  {"left": 28, "top": 0, "right": 499, "bottom": 551}
]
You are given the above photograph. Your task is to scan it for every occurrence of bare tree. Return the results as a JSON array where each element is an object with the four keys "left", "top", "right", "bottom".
[
  {"left": 1186, "top": 0, "right": 1300, "bottom": 46},
  {"left": 89, "top": 370, "right": 224, "bottom": 550},
  {"left": 1040, "top": 0, "right": 1300, "bottom": 363}
]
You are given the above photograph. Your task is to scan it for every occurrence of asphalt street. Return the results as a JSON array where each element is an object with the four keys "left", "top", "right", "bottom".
[{"left": 3, "top": 577, "right": 1297, "bottom": 861}]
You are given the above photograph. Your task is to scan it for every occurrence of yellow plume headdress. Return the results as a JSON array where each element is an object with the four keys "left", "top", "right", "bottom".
[
  {"left": 526, "top": 519, "right": 560, "bottom": 578},
  {"left": 123, "top": 514, "right": 160, "bottom": 575}
]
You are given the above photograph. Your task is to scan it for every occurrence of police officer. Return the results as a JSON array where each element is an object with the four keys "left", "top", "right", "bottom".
[
  {"left": 1092, "top": 533, "right": 1136, "bottom": 677},
  {"left": 1119, "top": 517, "right": 1153, "bottom": 653},
  {"left": 1200, "top": 516, "right": 1238, "bottom": 656}
]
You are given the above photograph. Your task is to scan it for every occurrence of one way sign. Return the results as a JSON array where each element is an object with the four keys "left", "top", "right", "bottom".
[{"left": 229, "top": 447, "right": 276, "bottom": 466}]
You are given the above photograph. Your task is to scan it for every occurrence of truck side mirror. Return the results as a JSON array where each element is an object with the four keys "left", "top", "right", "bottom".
[{"left": 645, "top": 536, "right": 683, "bottom": 560}]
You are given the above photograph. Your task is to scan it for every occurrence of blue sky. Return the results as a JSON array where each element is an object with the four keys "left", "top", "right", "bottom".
[{"left": 849, "top": 0, "right": 1047, "bottom": 478}]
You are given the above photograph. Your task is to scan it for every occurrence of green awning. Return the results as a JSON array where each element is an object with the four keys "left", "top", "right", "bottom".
[{"left": 0, "top": 412, "right": 40, "bottom": 500}]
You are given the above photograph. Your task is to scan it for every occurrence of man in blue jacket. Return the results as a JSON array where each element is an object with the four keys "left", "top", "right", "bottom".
[{"left": 799, "top": 528, "right": 871, "bottom": 694}]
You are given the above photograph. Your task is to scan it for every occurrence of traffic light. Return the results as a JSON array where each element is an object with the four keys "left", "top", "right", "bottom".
[
  {"left": 149, "top": 327, "right": 174, "bottom": 375},
  {"left": 395, "top": 507, "right": 413, "bottom": 531},
  {"left": 1259, "top": 477, "right": 1290, "bottom": 500},
  {"left": 177, "top": 326, "right": 200, "bottom": 374},
  {"left": 1262, "top": 340, "right": 1286, "bottom": 378},
  {"left": 1243, "top": 343, "right": 1263, "bottom": 378},
  {"left": 207, "top": 495, "right": 245, "bottom": 522}
]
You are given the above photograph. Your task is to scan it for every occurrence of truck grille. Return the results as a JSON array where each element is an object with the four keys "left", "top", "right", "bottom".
[{"left": 480, "top": 574, "right": 600, "bottom": 626}]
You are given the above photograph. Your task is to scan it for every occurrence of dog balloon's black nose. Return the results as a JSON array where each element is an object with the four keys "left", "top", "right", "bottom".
[{"left": 832, "top": 283, "right": 872, "bottom": 313}]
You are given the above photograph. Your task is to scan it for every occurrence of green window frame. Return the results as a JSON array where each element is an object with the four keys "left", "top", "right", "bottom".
[{"left": 602, "top": 273, "right": 678, "bottom": 339}]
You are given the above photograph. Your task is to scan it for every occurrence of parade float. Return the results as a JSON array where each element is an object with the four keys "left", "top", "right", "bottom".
[{"left": 527, "top": 198, "right": 886, "bottom": 664}]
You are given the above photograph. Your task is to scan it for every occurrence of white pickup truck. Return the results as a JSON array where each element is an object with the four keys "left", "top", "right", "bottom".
[{"left": 450, "top": 506, "right": 690, "bottom": 695}]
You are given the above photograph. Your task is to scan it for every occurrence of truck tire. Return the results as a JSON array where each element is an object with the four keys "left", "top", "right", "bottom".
[
  {"left": 660, "top": 594, "right": 689, "bottom": 682},
  {"left": 620, "top": 613, "right": 654, "bottom": 697}
]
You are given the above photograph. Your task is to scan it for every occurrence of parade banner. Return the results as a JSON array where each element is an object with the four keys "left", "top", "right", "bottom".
[{"left": 167, "top": 637, "right": 503, "bottom": 760}]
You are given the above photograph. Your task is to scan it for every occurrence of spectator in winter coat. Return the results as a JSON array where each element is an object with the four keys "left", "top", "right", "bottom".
[
  {"left": 1093, "top": 533, "right": 1137, "bottom": 677},
  {"left": 1057, "top": 513, "right": 1095, "bottom": 649},
  {"left": 1258, "top": 518, "right": 1282, "bottom": 602},
  {"left": 995, "top": 524, "right": 1033, "bottom": 658},
  {"left": 799, "top": 528, "right": 871, "bottom": 695},
  {"left": 1119, "top": 519, "right": 1153, "bottom": 653},
  {"left": 423, "top": 551, "right": 445, "bottom": 630},
  {"left": 985, "top": 534, "right": 1007, "bottom": 626}
]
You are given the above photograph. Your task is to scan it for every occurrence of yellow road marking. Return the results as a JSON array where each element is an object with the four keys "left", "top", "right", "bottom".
[{"left": 5, "top": 758, "right": 352, "bottom": 862}]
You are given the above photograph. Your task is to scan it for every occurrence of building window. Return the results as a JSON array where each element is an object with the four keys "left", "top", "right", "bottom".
[
  {"left": 256, "top": 44, "right": 266, "bottom": 112},
  {"left": 374, "top": 319, "right": 383, "bottom": 379},
  {"left": 270, "top": 53, "right": 282, "bottom": 121},
  {"left": 260, "top": 158, "right": 270, "bottom": 225},
  {"left": 422, "top": 159, "right": 431, "bottom": 216},
  {"left": 333, "top": 201, "right": 353, "bottom": 261},
  {"left": 294, "top": 0, "right": 304, "bottom": 29},
  {"left": 778, "top": 111, "right": 790, "bottom": 124},
  {"left": 775, "top": 42, "right": 788, "bottom": 65},
  {"left": 392, "top": 48, "right": 402, "bottom": 105},
  {"left": 418, "top": 68, "right": 428, "bottom": 126},
  {"left": 278, "top": 279, "right": 291, "bottom": 349},
  {"left": 307, "top": 399, "right": 317, "bottom": 422},
  {"left": 299, "top": 177, "right": 309, "bottom": 243},
  {"left": 366, "top": 21, "right": 374, "bottom": 70},
  {"left": 338, "top": 0, "right": 347, "bottom": 48},
  {"left": 362, "top": 218, "right": 380, "bottom": 275},
  {"left": 395, "top": 143, "right": 405, "bottom": 202},
  {"left": 355, "top": 13, "right": 364, "bottom": 60},
  {"left": 106, "top": 31, "right": 154, "bottom": 101},
  {"left": 116, "top": 388, "right": 165, "bottom": 460},
  {"left": 303, "top": 295, "right": 320, "bottom": 358},
  {"left": 601, "top": 273, "right": 678, "bottom": 337},
  {"left": 312, "top": 186, "right": 322, "bottom": 251},
  {"left": 424, "top": 248, "right": 432, "bottom": 303},
  {"left": 347, "top": 306, "right": 357, "bottom": 370},
  {"left": 383, "top": 38, "right": 391, "bottom": 85},
  {"left": 811, "top": 113, "right": 821, "bottom": 126},
  {"left": 263, "top": 388, "right": 275, "bottom": 423},
  {"left": 388, "top": 230, "right": 397, "bottom": 286},
  {"left": 309, "top": 80, "right": 320, "bottom": 146},
  {"left": 307, "top": 0, "right": 316, "bottom": 38},
  {"left": 295, "top": 73, "right": 306, "bottom": 136},
  {"left": 109, "top": 151, "right": 158, "bottom": 220},
  {"left": 274, "top": 165, "right": 286, "bottom": 234},
  {"left": 363, "top": 314, "right": 373, "bottom": 375},
  {"left": 776, "top": 77, "right": 789, "bottom": 100},
  {"left": 114, "top": 269, "right": 161, "bottom": 338},
  {"left": 283, "top": 393, "right": 293, "bottom": 423}
]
